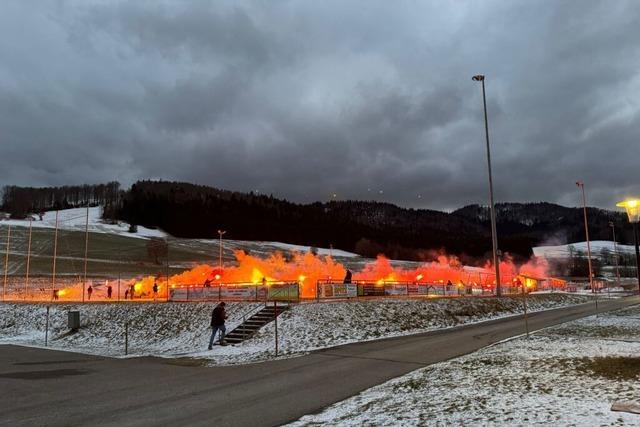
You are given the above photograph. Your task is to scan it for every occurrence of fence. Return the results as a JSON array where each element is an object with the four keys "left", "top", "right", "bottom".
[
  {"left": 168, "top": 281, "right": 300, "bottom": 302},
  {"left": 315, "top": 280, "right": 563, "bottom": 299}
]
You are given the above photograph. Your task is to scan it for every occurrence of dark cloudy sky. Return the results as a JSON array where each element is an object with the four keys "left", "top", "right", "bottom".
[{"left": 1, "top": 1, "right": 639, "bottom": 210}]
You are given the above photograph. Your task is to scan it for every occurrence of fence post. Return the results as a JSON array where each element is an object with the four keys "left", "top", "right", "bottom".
[
  {"left": 45, "top": 306, "right": 50, "bottom": 347},
  {"left": 274, "top": 300, "right": 278, "bottom": 357}
]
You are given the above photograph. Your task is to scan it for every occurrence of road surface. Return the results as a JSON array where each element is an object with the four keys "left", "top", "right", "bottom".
[{"left": 1, "top": 296, "right": 638, "bottom": 427}]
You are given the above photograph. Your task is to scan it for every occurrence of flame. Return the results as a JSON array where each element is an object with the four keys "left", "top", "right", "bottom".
[{"left": 21, "top": 247, "right": 556, "bottom": 301}]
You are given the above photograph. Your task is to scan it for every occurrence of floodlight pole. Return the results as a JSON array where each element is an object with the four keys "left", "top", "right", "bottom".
[
  {"left": 634, "top": 223, "right": 640, "bottom": 294},
  {"left": 3, "top": 225, "right": 10, "bottom": 301},
  {"left": 576, "top": 182, "right": 594, "bottom": 293},
  {"left": 609, "top": 222, "right": 619, "bottom": 296},
  {"left": 52, "top": 211, "right": 59, "bottom": 294},
  {"left": 82, "top": 205, "right": 89, "bottom": 302},
  {"left": 217, "top": 229, "right": 226, "bottom": 271},
  {"left": 473, "top": 75, "right": 501, "bottom": 297},
  {"left": 25, "top": 219, "right": 32, "bottom": 300}
]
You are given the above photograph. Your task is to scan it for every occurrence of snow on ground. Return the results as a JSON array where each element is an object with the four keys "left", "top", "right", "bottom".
[
  {"left": 533, "top": 240, "right": 636, "bottom": 259},
  {"left": 0, "top": 294, "right": 592, "bottom": 365},
  {"left": 290, "top": 304, "right": 640, "bottom": 426},
  {"left": 260, "top": 241, "right": 359, "bottom": 258},
  {"left": 0, "top": 207, "right": 166, "bottom": 239}
]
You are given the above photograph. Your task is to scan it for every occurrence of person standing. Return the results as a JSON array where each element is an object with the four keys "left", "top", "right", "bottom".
[
  {"left": 208, "top": 302, "right": 228, "bottom": 349},
  {"left": 130, "top": 285, "right": 135, "bottom": 300},
  {"left": 87, "top": 285, "right": 93, "bottom": 300},
  {"left": 343, "top": 269, "right": 352, "bottom": 284},
  {"left": 107, "top": 285, "right": 113, "bottom": 299},
  {"left": 153, "top": 281, "right": 159, "bottom": 301}
]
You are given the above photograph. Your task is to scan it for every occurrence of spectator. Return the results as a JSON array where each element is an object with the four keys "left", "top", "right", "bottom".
[
  {"left": 107, "top": 285, "right": 113, "bottom": 299},
  {"left": 343, "top": 269, "right": 352, "bottom": 284}
]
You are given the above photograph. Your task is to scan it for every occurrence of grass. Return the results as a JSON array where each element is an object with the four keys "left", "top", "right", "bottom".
[{"left": 575, "top": 356, "right": 640, "bottom": 380}]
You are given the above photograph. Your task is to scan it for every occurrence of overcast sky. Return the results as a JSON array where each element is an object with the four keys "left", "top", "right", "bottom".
[{"left": 1, "top": 1, "right": 639, "bottom": 210}]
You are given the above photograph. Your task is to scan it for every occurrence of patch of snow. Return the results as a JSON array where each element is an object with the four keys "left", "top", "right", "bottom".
[
  {"left": 0, "top": 207, "right": 166, "bottom": 239},
  {"left": 258, "top": 241, "right": 359, "bottom": 258},
  {"left": 533, "top": 240, "right": 635, "bottom": 259},
  {"left": 0, "top": 294, "right": 592, "bottom": 365},
  {"left": 289, "top": 304, "right": 640, "bottom": 426}
]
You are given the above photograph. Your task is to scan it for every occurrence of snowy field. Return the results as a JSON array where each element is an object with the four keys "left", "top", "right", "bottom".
[
  {"left": 0, "top": 294, "right": 592, "bottom": 365},
  {"left": 533, "top": 240, "right": 636, "bottom": 259},
  {"left": 290, "top": 303, "right": 640, "bottom": 426}
]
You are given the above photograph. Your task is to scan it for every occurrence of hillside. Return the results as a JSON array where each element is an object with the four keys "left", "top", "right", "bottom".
[{"left": 2, "top": 181, "right": 634, "bottom": 260}]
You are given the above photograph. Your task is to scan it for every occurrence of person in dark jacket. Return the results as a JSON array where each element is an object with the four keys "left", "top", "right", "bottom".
[
  {"left": 343, "top": 269, "right": 352, "bottom": 284},
  {"left": 107, "top": 285, "right": 113, "bottom": 299},
  {"left": 208, "top": 302, "right": 228, "bottom": 349},
  {"left": 87, "top": 285, "right": 93, "bottom": 300}
]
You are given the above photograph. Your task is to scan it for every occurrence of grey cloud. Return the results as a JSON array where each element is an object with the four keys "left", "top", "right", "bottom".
[{"left": 1, "top": 0, "right": 640, "bottom": 211}]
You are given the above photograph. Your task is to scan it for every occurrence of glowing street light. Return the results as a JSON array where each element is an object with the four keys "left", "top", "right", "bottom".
[
  {"left": 472, "top": 74, "right": 501, "bottom": 297},
  {"left": 616, "top": 199, "right": 640, "bottom": 294}
]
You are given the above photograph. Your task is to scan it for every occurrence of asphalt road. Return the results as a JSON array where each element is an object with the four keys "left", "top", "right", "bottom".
[{"left": 1, "top": 296, "right": 638, "bottom": 427}]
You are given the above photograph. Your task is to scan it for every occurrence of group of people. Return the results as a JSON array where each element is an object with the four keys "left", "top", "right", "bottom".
[
  {"left": 85, "top": 284, "right": 113, "bottom": 300},
  {"left": 49, "top": 281, "right": 160, "bottom": 301}
]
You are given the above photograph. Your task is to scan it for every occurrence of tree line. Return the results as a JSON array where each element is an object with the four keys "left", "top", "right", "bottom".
[
  {"left": 2, "top": 180, "right": 636, "bottom": 262},
  {"left": 2, "top": 182, "right": 122, "bottom": 219}
]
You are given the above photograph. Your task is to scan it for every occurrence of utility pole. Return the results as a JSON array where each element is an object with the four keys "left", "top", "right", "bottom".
[
  {"left": 3, "top": 225, "right": 11, "bottom": 300},
  {"left": 82, "top": 205, "right": 89, "bottom": 302}
]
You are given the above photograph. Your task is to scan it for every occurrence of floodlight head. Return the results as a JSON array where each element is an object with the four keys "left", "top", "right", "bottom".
[
  {"left": 617, "top": 199, "right": 640, "bottom": 224},
  {"left": 472, "top": 75, "right": 485, "bottom": 81}
]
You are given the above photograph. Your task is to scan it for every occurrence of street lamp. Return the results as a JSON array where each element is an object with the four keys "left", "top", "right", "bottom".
[
  {"left": 616, "top": 199, "right": 640, "bottom": 294},
  {"left": 576, "top": 181, "right": 594, "bottom": 294},
  {"left": 217, "top": 229, "right": 226, "bottom": 271},
  {"left": 472, "top": 74, "right": 501, "bottom": 297}
]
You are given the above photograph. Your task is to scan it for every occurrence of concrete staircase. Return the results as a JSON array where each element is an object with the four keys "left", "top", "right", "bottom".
[{"left": 225, "top": 304, "right": 289, "bottom": 345}]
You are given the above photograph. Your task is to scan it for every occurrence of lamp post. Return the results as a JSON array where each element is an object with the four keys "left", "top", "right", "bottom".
[
  {"left": 472, "top": 74, "right": 501, "bottom": 297},
  {"left": 576, "top": 181, "right": 594, "bottom": 294},
  {"left": 616, "top": 199, "right": 640, "bottom": 294},
  {"left": 217, "top": 229, "right": 226, "bottom": 271}
]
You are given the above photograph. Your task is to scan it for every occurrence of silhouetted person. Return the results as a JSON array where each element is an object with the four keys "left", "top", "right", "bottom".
[
  {"left": 107, "top": 285, "right": 113, "bottom": 299},
  {"left": 343, "top": 269, "right": 352, "bottom": 284},
  {"left": 124, "top": 289, "right": 129, "bottom": 300},
  {"left": 153, "top": 282, "right": 158, "bottom": 300},
  {"left": 87, "top": 285, "right": 93, "bottom": 300},
  {"left": 208, "top": 302, "right": 228, "bottom": 349},
  {"left": 130, "top": 285, "right": 135, "bottom": 299},
  {"left": 52, "top": 289, "right": 59, "bottom": 301}
]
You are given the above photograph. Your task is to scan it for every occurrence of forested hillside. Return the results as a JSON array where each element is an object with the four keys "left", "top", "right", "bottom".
[{"left": 2, "top": 180, "right": 633, "bottom": 261}]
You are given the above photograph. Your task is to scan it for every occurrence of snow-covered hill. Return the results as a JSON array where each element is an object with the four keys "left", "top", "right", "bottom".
[
  {"left": 0, "top": 207, "right": 166, "bottom": 239},
  {"left": 533, "top": 240, "right": 636, "bottom": 259}
]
